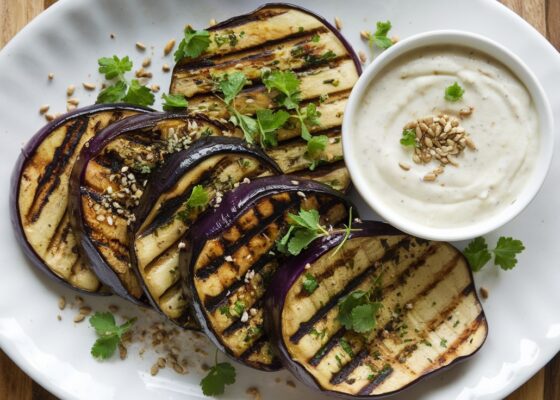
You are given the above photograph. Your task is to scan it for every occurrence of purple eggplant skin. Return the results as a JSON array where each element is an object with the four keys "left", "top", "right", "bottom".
[
  {"left": 180, "top": 175, "right": 357, "bottom": 371},
  {"left": 68, "top": 112, "right": 228, "bottom": 306},
  {"left": 264, "top": 221, "right": 489, "bottom": 399},
  {"left": 192, "top": 2, "right": 362, "bottom": 76},
  {"left": 129, "top": 136, "right": 282, "bottom": 327},
  {"left": 10, "top": 103, "right": 152, "bottom": 295}
]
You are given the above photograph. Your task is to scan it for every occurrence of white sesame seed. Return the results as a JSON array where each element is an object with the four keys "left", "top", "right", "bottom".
[
  {"left": 107, "top": 216, "right": 114, "bottom": 226},
  {"left": 82, "top": 82, "right": 96, "bottom": 91},
  {"left": 304, "top": 263, "right": 311, "bottom": 270},
  {"left": 291, "top": 180, "right": 299, "bottom": 185},
  {"left": 39, "top": 104, "right": 50, "bottom": 114},
  {"left": 164, "top": 39, "right": 176, "bottom": 56},
  {"left": 178, "top": 242, "right": 186, "bottom": 249},
  {"left": 136, "top": 41, "right": 146, "bottom": 51},
  {"left": 121, "top": 166, "right": 129, "bottom": 173},
  {"left": 48, "top": 72, "right": 54, "bottom": 80},
  {"left": 240, "top": 311, "right": 249, "bottom": 323},
  {"left": 296, "top": 191, "right": 306, "bottom": 198},
  {"left": 242, "top": 177, "right": 251, "bottom": 184},
  {"left": 249, "top": 308, "right": 258, "bottom": 316},
  {"left": 334, "top": 17, "right": 343, "bottom": 30},
  {"left": 66, "top": 85, "right": 75, "bottom": 97},
  {"left": 225, "top": 255, "right": 233, "bottom": 262},
  {"left": 405, "top": 303, "right": 413, "bottom": 310},
  {"left": 96, "top": 214, "right": 105, "bottom": 222}
]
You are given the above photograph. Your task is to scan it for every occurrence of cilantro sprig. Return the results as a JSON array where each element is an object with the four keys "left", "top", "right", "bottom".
[
  {"left": 89, "top": 312, "right": 136, "bottom": 360},
  {"left": 464, "top": 236, "right": 525, "bottom": 272},
  {"left": 365, "top": 21, "right": 394, "bottom": 53},
  {"left": 174, "top": 26, "right": 211, "bottom": 62},
  {"left": 177, "top": 185, "right": 209, "bottom": 222},
  {"left": 337, "top": 287, "right": 382, "bottom": 334},
  {"left": 200, "top": 349, "right": 236, "bottom": 396},
  {"left": 444, "top": 82, "right": 465, "bottom": 102},
  {"left": 277, "top": 207, "right": 355, "bottom": 256},
  {"left": 162, "top": 93, "right": 189, "bottom": 111},
  {"left": 96, "top": 55, "right": 154, "bottom": 106}
]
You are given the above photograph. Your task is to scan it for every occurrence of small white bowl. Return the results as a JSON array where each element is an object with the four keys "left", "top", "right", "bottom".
[{"left": 343, "top": 30, "right": 554, "bottom": 241}]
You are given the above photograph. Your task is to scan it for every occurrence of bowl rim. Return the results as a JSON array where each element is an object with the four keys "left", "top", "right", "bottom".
[{"left": 342, "top": 29, "right": 555, "bottom": 241}]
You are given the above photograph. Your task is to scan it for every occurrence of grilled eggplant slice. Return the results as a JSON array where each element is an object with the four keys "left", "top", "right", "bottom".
[
  {"left": 130, "top": 137, "right": 281, "bottom": 328},
  {"left": 10, "top": 104, "right": 150, "bottom": 293},
  {"left": 69, "top": 112, "right": 227, "bottom": 304},
  {"left": 181, "top": 175, "right": 356, "bottom": 370},
  {"left": 266, "top": 221, "right": 488, "bottom": 398},
  {"left": 170, "top": 3, "right": 360, "bottom": 192}
]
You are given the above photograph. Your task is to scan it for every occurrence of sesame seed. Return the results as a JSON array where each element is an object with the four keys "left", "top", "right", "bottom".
[
  {"left": 82, "top": 82, "right": 96, "bottom": 91},
  {"left": 225, "top": 255, "right": 233, "bottom": 262},
  {"left": 296, "top": 191, "right": 306, "bottom": 198},
  {"left": 107, "top": 216, "right": 114, "bottom": 226},
  {"left": 151, "top": 84, "right": 160, "bottom": 93},
  {"left": 58, "top": 296, "right": 66, "bottom": 310},
  {"left": 45, "top": 113, "right": 55, "bottom": 122},
  {"left": 358, "top": 51, "right": 367, "bottom": 64},
  {"left": 209, "top": 18, "right": 217, "bottom": 26},
  {"left": 66, "top": 85, "right": 75, "bottom": 97},
  {"left": 360, "top": 30, "right": 370, "bottom": 40},
  {"left": 178, "top": 242, "right": 186, "bottom": 249},
  {"left": 291, "top": 180, "right": 299, "bottom": 185},
  {"left": 48, "top": 72, "right": 54, "bottom": 80},
  {"left": 164, "top": 39, "right": 175, "bottom": 56},
  {"left": 304, "top": 263, "right": 311, "bottom": 270},
  {"left": 121, "top": 166, "right": 129, "bottom": 173},
  {"left": 249, "top": 308, "right": 258, "bottom": 316},
  {"left": 39, "top": 104, "right": 50, "bottom": 114},
  {"left": 67, "top": 98, "right": 80, "bottom": 106},
  {"left": 334, "top": 17, "right": 343, "bottom": 30},
  {"left": 162, "top": 64, "right": 171, "bottom": 72},
  {"left": 242, "top": 177, "right": 251, "bottom": 184},
  {"left": 136, "top": 41, "right": 146, "bottom": 51},
  {"left": 398, "top": 162, "right": 410, "bottom": 171},
  {"left": 73, "top": 314, "right": 86, "bottom": 323},
  {"left": 142, "top": 57, "right": 151, "bottom": 68},
  {"left": 240, "top": 311, "right": 249, "bottom": 323},
  {"left": 96, "top": 214, "right": 105, "bottom": 222}
]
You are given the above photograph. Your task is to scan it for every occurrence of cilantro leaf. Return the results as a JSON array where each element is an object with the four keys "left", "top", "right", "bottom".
[
  {"left": 232, "top": 112, "right": 258, "bottom": 144},
  {"left": 375, "top": 20, "right": 392, "bottom": 37},
  {"left": 400, "top": 128, "right": 417, "bottom": 147},
  {"left": 276, "top": 226, "right": 294, "bottom": 254},
  {"left": 351, "top": 303, "right": 381, "bottom": 333},
  {"left": 91, "top": 335, "right": 120, "bottom": 360},
  {"left": 444, "top": 82, "right": 465, "bottom": 102},
  {"left": 302, "top": 103, "right": 321, "bottom": 127},
  {"left": 174, "top": 27, "right": 210, "bottom": 61},
  {"left": 287, "top": 228, "right": 318, "bottom": 255},
  {"left": 89, "top": 312, "right": 136, "bottom": 360},
  {"left": 98, "top": 55, "right": 132, "bottom": 80},
  {"left": 463, "top": 237, "right": 492, "bottom": 272},
  {"left": 218, "top": 72, "right": 247, "bottom": 105},
  {"left": 302, "top": 273, "right": 319, "bottom": 294},
  {"left": 262, "top": 70, "right": 301, "bottom": 110},
  {"left": 464, "top": 237, "right": 492, "bottom": 272},
  {"left": 96, "top": 81, "right": 127, "bottom": 104},
  {"left": 186, "top": 185, "right": 208, "bottom": 209},
  {"left": 337, "top": 290, "right": 368, "bottom": 329},
  {"left": 162, "top": 93, "right": 188, "bottom": 111},
  {"left": 493, "top": 237, "right": 525, "bottom": 270},
  {"left": 256, "top": 109, "right": 290, "bottom": 147},
  {"left": 200, "top": 362, "right": 236, "bottom": 396},
  {"left": 306, "top": 135, "right": 328, "bottom": 160},
  {"left": 123, "top": 79, "right": 155, "bottom": 106},
  {"left": 287, "top": 209, "right": 321, "bottom": 231},
  {"left": 368, "top": 21, "right": 394, "bottom": 50}
]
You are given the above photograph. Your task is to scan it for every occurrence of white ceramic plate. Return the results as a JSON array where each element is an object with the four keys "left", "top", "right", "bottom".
[{"left": 0, "top": 1, "right": 559, "bottom": 399}]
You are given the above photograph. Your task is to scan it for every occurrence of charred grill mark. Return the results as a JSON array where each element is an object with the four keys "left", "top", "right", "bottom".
[
  {"left": 27, "top": 117, "right": 88, "bottom": 223},
  {"left": 426, "top": 285, "right": 474, "bottom": 333},
  {"left": 94, "top": 150, "right": 128, "bottom": 173},
  {"left": 308, "top": 329, "right": 346, "bottom": 366},
  {"left": 203, "top": 253, "right": 276, "bottom": 312},
  {"left": 45, "top": 214, "right": 72, "bottom": 254},
  {"left": 210, "top": 8, "right": 288, "bottom": 31},
  {"left": 381, "top": 242, "right": 436, "bottom": 294},
  {"left": 330, "top": 349, "right": 369, "bottom": 385},
  {"left": 238, "top": 335, "right": 271, "bottom": 364},
  {"left": 194, "top": 195, "right": 298, "bottom": 279},
  {"left": 357, "top": 366, "right": 394, "bottom": 395}
]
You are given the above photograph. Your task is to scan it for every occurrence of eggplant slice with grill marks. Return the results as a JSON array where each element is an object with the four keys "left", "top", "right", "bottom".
[
  {"left": 10, "top": 104, "right": 150, "bottom": 293},
  {"left": 69, "top": 112, "right": 228, "bottom": 305},
  {"left": 265, "top": 221, "right": 488, "bottom": 398},
  {"left": 130, "top": 137, "right": 281, "bottom": 328},
  {"left": 170, "top": 3, "right": 361, "bottom": 192},
  {"left": 181, "top": 175, "right": 356, "bottom": 371}
]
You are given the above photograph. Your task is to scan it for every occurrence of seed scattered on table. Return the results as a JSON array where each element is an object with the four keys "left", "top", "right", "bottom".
[
  {"left": 334, "top": 16, "right": 343, "bottom": 30},
  {"left": 66, "top": 84, "right": 75, "bottom": 97},
  {"left": 162, "top": 63, "right": 171, "bottom": 73},
  {"left": 82, "top": 82, "right": 96, "bottom": 91},
  {"left": 358, "top": 51, "right": 367, "bottom": 64},
  {"left": 136, "top": 41, "right": 146, "bottom": 51},
  {"left": 164, "top": 39, "right": 175, "bottom": 55},
  {"left": 209, "top": 18, "right": 217, "bottom": 26},
  {"left": 39, "top": 104, "right": 50, "bottom": 114},
  {"left": 58, "top": 296, "right": 66, "bottom": 310}
]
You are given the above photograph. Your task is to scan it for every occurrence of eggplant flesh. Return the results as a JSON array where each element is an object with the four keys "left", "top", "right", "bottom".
[
  {"left": 131, "top": 140, "right": 280, "bottom": 328},
  {"left": 170, "top": 4, "right": 361, "bottom": 192},
  {"left": 12, "top": 106, "right": 147, "bottom": 292},
  {"left": 71, "top": 116, "right": 225, "bottom": 303},
  {"left": 279, "top": 232, "right": 488, "bottom": 397},
  {"left": 187, "top": 185, "right": 352, "bottom": 371}
]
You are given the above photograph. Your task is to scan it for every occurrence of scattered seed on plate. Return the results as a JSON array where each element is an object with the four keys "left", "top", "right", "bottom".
[
  {"left": 73, "top": 313, "right": 86, "bottom": 323},
  {"left": 334, "top": 16, "right": 343, "bottom": 30},
  {"left": 58, "top": 296, "right": 66, "bottom": 310},
  {"left": 246, "top": 387, "right": 262, "bottom": 400},
  {"left": 358, "top": 51, "right": 367, "bottom": 64},
  {"left": 391, "top": 36, "right": 400, "bottom": 44},
  {"left": 48, "top": 72, "right": 54, "bottom": 80},
  {"left": 136, "top": 41, "right": 146, "bottom": 51},
  {"left": 142, "top": 57, "right": 151, "bottom": 68},
  {"left": 398, "top": 162, "right": 410, "bottom": 171},
  {"left": 360, "top": 30, "right": 370, "bottom": 40},
  {"left": 209, "top": 18, "right": 217, "bottom": 26},
  {"left": 162, "top": 63, "right": 171, "bottom": 72},
  {"left": 45, "top": 113, "right": 55, "bottom": 122},
  {"left": 150, "top": 363, "right": 159, "bottom": 376},
  {"left": 66, "top": 84, "right": 75, "bottom": 96},
  {"left": 67, "top": 104, "right": 77, "bottom": 112},
  {"left": 163, "top": 39, "right": 175, "bottom": 55},
  {"left": 67, "top": 98, "right": 80, "bottom": 106},
  {"left": 82, "top": 82, "right": 96, "bottom": 91},
  {"left": 480, "top": 287, "right": 489, "bottom": 299},
  {"left": 150, "top": 84, "right": 160, "bottom": 93},
  {"left": 39, "top": 104, "right": 50, "bottom": 114}
]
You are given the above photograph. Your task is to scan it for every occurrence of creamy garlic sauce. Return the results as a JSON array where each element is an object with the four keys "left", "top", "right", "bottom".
[{"left": 352, "top": 46, "right": 539, "bottom": 228}]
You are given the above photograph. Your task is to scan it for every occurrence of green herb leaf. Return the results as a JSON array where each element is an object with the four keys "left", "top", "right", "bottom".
[
  {"left": 339, "top": 338, "right": 354, "bottom": 357},
  {"left": 493, "top": 237, "right": 525, "bottom": 270},
  {"left": 200, "top": 362, "right": 236, "bottom": 396},
  {"left": 256, "top": 109, "right": 290, "bottom": 147},
  {"left": 186, "top": 185, "right": 208, "bottom": 209},
  {"left": 302, "top": 273, "right": 319, "bottom": 294},
  {"left": 174, "top": 27, "right": 210, "bottom": 62},
  {"left": 288, "top": 209, "right": 321, "bottom": 231},
  {"left": 337, "top": 289, "right": 381, "bottom": 334},
  {"left": 262, "top": 70, "right": 301, "bottom": 110},
  {"left": 444, "top": 82, "right": 465, "bottom": 102},
  {"left": 368, "top": 21, "right": 394, "bottom": 51},
  {"left": 89, "top": 312, "right": 136, "bottom": 360},
  {"left": 162, "top": 93, "right": 189, "bottom": 111},
  {"left": 123, "top": 79, "right": 155, "bottom": 106},
  {"left": 96, "top": 81, "right": 128, "bottom": 104},
  {"left": 400, "top": 128, "right": 417, "bottom": 147},
  {"left": 287, "top": 228, "right": 318, "bottom": 256},
  {"left": 375, "top": 20, "right": 392, "bottom": 37},
  {"left": 351, "top": 303, "right": 382, "bottom": 333},
  {"left": 98, "top": 55, "right": 133, "bottom": 80},
  {"left": 337, "top": 290, "right": 368, "bottom": 330},
  {"left": 218, "top": 72, "right": 248, "bottom": 105},
  {"left": 234, "top": 112, "right": 258, "bottom": 144},
  {"left": 464, "top": 237, "right": 492, "bottom": 272},
  {"left": 463, "top": 237, "right": 492, "bottom": 272},
  {"left": 307, "top": 135, "right": 328, "bottom": 160},
  {"left": 311, "top": 34, "right": 321, "bottom": 43},
  {"left": 302, "top": 103, "right": 321, "bottom": 127}
]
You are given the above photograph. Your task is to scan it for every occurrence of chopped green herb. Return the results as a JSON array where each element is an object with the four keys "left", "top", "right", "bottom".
[
  {"left": 337, "top": 289, "right": 382, "bottom": 334},
  {"left": 89, "top": 312, "right": 136, "bottom": 360},
  {"left": 440, "top": 338, "right": 448, "bottom": 348},
  {"left": 98, "top": 55, "right": 132, "bottom": 80},
  {"left": 174, "top": 26, "right": 210, "bottom": 61},
  {"left": 310, "top": 328, "right": 327, "bottom": 340},
  {"left": 368, "top": 21, "right": 394, "bottom": 50},
  {"left": 400, "top": 128, "right": 417, "bottom": 147},
  {"left": 162, "top": 93, "right": 189, "bottom": 111},
  {"left": 122, "top": 79, "right": 154, "bottom": 106},
  {"left": 232, "top": 301, "right": 245, "bottom": 317},
  {"left": 186, "top": 185, "right": 208, "bottom": 209},
  {"left": 302, "top": 273, "right": 319, "bottom": 294},
  {"left": 255, "top": 108, "right": 290, "bottom": 147},
  {"left": 339, "top": 338, "right": 354, "bottom": 357},
  {"left": 311, "top": 34, "right": 321, "bottom": 42},
  {"left": 444, "top": 82, "right": 465, "bottom": 102}
]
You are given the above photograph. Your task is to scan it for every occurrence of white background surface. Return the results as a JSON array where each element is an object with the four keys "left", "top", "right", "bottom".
[{"left": 0, "top": 0, "right": 559, "bottom": 399}]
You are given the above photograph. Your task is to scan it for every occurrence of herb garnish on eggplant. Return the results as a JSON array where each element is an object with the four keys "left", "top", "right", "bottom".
[
  {"left": 170, "top": 3, "right": 361, "bottom": 192},
  {"left": 181, "top": 175, "right": 356, "bottom": 371},
  {"left": 130, "top": 137, "right": 281, "bottom": 328},
  {"left": 10, "top": 104, "right": 150, "bottom": 293},
  {"left": 265, "top": 221, "right": 488, "bottom": 398},
  {"left": 68, "top": 112, "right": 228, "bottom": 304}
]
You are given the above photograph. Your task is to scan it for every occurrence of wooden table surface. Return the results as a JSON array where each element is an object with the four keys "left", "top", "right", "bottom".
[{"left": 0, "top": 0, "right": 559, "bottom": 399}]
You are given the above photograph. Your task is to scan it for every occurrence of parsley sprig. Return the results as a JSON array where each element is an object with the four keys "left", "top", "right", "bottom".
[
  {"left": 277, "top": 207, "right": 355, "bottom": 256},
  {"left": 444, "top": 82, "right": 465, "bottom": 102},
  {"left": 89, "top": 312, "right": 136, "bottom": 360},
  {"left": 464, "top": 236, "right": 525, "bottom": 272},
  {"left": 96, "top": 55, "right": 155, "bottom": 106},
  {"left": 200, "top": 349, "right": 236, "bottom": 396},
  {"left": 174, "top": 26, "right": 211, "bottom": 61},
  {"left": 365, "top": 21, "right": 394, "bottom": 52}
]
